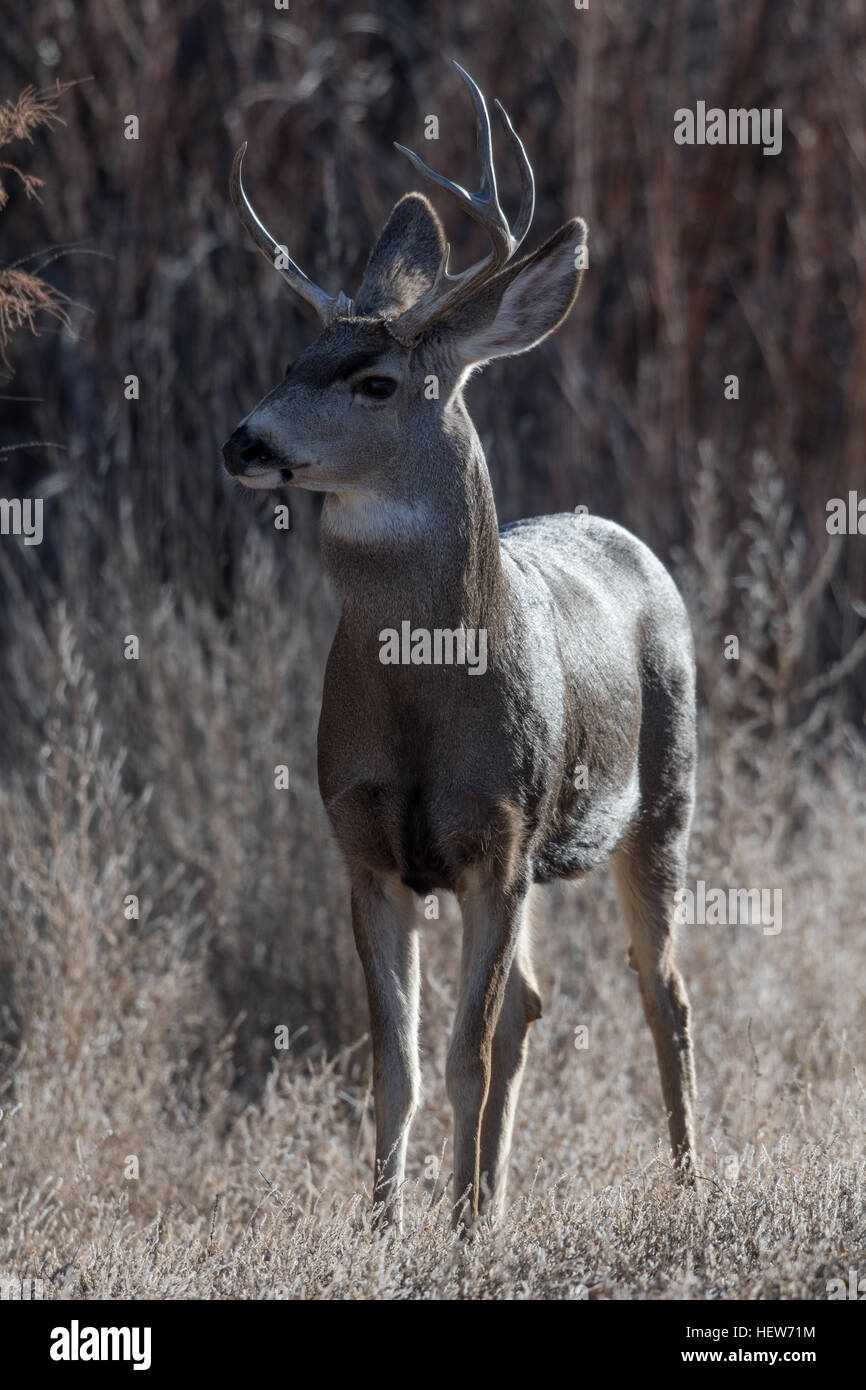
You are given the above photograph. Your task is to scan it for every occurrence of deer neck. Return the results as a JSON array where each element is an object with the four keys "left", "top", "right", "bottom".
[{"left": 320, "top": 407, "right": 505, "bottom": 642}]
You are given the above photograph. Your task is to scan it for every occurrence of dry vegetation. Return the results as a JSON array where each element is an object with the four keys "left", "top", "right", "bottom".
[
  {"left": 0, "top": 0, "right": 864, "bottom": 1299},
  {"left": 0, "top": 450, "right": 862, "bottom": 1300},
  {"left": 0, "top": 83, "right": 74, "bottom": 365}
]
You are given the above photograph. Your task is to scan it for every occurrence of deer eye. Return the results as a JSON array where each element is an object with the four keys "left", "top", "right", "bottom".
[{"left": 355, "top": 376, "right": 397, "bottom": 400}]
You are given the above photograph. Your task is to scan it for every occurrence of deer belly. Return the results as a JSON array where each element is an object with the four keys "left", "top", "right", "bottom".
[{"left": 323, "top": 780, "right": 526, "bottom": 895}]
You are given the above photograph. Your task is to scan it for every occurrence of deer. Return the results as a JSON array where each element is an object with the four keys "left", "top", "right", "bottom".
[{"left": 222, "top": 63, "right": 698, "bottom": 1228}]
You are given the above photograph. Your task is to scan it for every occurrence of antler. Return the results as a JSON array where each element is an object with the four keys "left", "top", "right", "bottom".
[
  {"left": 385, "top": 62, "right": 536, "bottom": 347},
  {"left": 230, "top": 142, "right": 353, "bottom": 325}
]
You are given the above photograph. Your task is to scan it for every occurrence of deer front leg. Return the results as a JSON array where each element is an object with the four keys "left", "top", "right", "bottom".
[
  {"left": 448, "top": 867, "right": 529, "bottom": 1227},
  {"left": 351, "top": 871, "right": 420, "bottom": 1226}
]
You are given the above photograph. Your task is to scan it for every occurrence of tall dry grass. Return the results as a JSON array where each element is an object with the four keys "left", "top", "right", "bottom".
[
  {"left": 0, "top": 447, "right": 863, "bottom": 1298},
  {"left": 0, "top": 82, "right": 75, "bottom": 367}
]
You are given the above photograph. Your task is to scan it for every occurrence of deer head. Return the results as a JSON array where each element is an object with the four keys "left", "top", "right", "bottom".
[{"left": 222, "top": 64, "right": 586, "bottom": 516}]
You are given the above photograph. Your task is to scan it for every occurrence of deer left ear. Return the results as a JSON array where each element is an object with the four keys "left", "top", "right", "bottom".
[
  {"left": 441, "top": 218, "right": 587, "bottom": 367},
  {"left": 355, "top": 192, "right": 447, "bottom": 319}
]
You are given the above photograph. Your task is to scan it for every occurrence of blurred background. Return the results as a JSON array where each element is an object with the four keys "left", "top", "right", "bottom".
[
  {"left": 0, "top": 0, "right": 864, "bottom": 1294},
  {"left": 3, "top": 1, "right": 865, "bottom": 630}
]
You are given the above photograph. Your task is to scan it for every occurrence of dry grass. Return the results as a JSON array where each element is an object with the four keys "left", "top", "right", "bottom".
[
  {"left": 0, "top": 83, "right": 73, "bottom": 206},
  {"left": 0, "top": 266, "right": 70, "bottom": 356},
  {"left": 0, "top": 82, "right": 77, "bottom": 364},
  {"left": 0, "top": 454, "right": 863, "bottom": 1301}
]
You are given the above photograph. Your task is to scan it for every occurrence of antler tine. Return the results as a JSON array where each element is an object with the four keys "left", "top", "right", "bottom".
[
  {"left": 493, "top": 98, "right": 535, "bottom": 249},
  {"left": 453, "top": 62, "right": 505, "bottom": 237},
  {"left": 230, "top": 143, "right": 352, "bottom": 325},
  {"left": 392, "top": 64, "right": 512, "bottom": 262},
  {"left": 386, "top": 62, "right": 537, "bottom": 345}
]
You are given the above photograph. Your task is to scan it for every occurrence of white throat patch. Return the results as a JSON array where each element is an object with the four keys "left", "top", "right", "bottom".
[{"left": 322, "top": 491, "right": 432, "bottom": 545}]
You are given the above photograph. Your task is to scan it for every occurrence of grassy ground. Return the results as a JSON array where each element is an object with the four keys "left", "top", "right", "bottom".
[{"left": 0, "top": 465, "right": 863, "bottom": 1300}]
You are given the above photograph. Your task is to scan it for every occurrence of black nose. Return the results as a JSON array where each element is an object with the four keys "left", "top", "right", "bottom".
[{"left": 222, "top": 428, "right": 275, "bottom": 477}]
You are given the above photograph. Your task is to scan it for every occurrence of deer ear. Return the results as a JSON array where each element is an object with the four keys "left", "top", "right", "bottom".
[
  {"left": 441, "top": 218, "right": 587, "bottom": 367},
  {"left": 355, "top": 193, "right": 447, "bottom": 318}
]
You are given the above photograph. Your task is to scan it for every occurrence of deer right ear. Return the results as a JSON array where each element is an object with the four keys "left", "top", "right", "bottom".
[
  {"left": 355, "top": 193, "right": 447, "bottom": 319},
  {"left": 440, "top": 218, "right": 587, "bottom": 368}
]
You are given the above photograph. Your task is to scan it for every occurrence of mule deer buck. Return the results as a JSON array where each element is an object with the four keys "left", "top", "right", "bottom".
[{"left": 223, "top": 64, "right": 698, "bottom": 1226}]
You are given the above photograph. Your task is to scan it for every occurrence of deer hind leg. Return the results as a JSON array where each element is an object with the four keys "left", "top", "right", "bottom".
[
  {"left": 612, "top": 835, "right": 697, "bottom": 1175},
  {"left": 448, "top": 867, "right": 530, "bottom": 1227},
  {"left": 351, "top": 871, "right": 420, "bottom": 1225},
  {"left": 477, "top": 902, "right": 541, "bottom": 1219}
]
